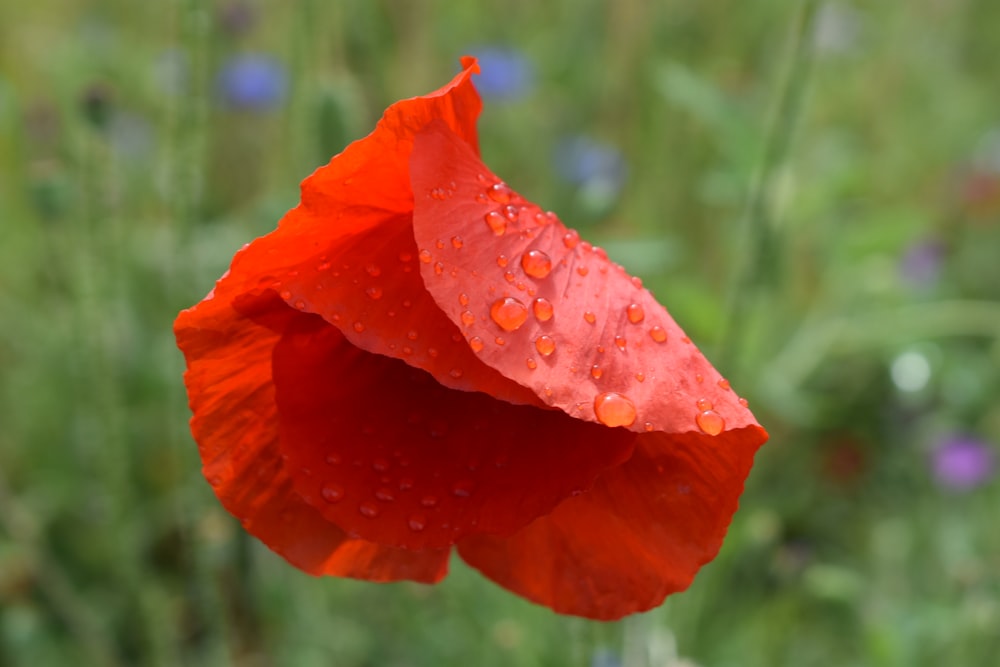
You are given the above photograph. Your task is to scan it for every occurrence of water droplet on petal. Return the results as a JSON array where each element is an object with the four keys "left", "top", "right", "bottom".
[
  {"left": 365, "top": 263, "right": 381, "bottom": 277},
  {"left": 563, "top": 230, "right": 580, "bottom": 249},
  {"left": 695, "top": 373, "right": 704, "bottom": 383},
  {"left": 359, "top": 501, "right": 380, "bottom": 518},
  {"left": 635, "top": 371, "right": 645, "bottom": 382},
  {"left": 503, "top": 204, "right": 519, "bottom": 221},
  {"left": 614, "top": 335, "right": 627, "bottom": 351},
  {"left": 590, "top": 365, "right": 603, "bottom": 379},
  {"left": 594, "top": 392, "right": 637, "bottom": 427},
  {"left": 484, "top": 211, "right": 507, "bottom": 235},
  {"left": 375, "top": 488, "right": 395, "bottom": 502},
  {"left": 452, "top": 480, "right": 475, "bottom": 498},
  {"left": 469, "top": 336, "right": 485, "bottom": 352},
  {"left": 696, "top": 410, "right": 725, "bottom": 435},
  {"left": 435, "top": 239, "right": 445, "bottom": 249},
  {"left": 631, "top": 276, "right": 644, "bottom": 289},
  {"left": 406, "top": 330, "right": 418, "bottom": 341},
  {"left": 321, "top": 483, "right": 344, "bottom": 503},
  {"left": 495, "top": 336, "right": 506, "bottom": 345},
  {"left": 458, "top": 293, "right": 470, "bottom": 306},
  {"left": 451, "top": 235, "right": 464, "bottom": 249},
  {"left": 496, "top": 254, "right": 509, "bottom": 267},
  {"left": 649, "top": 326, "right": 667, "bottom": 343},
  {"left": 718, "top": 378, "right": 731, "bottom": 390},
  {"left": 490, "top": 297, "right": 528, "bottom": 331},
  {"left": 420, "top": 495, "right": 438, "bottom": 508},
  {"left": 460, "top": 310, "right": 476, "bottom": 326},
  {"left": 696, "top": 398, "right": 713, "bottom": 411},
  {"left": 418, "top": 249, "right": 432, "bottom": 263},
  {"left": 577, "top": 266, "right": 589, "bottom": 277},
  {"left": 408, "top": 514, "right": 427, "bottom": 532},
  {"left": 535, "top": 335, "right": 556, "bottom": 356},
  {"left": 449, "top": 368, "right": 463, "bottom": 378},
  {"left": 399, "top": 251, "right": 413, "bottom": 262},
  {"left": 526, "top": 357, "right": 537, "bottom": 370},
  {"left": 433, "top": 261, "right": 444, "bottom": 275},
  {"left": 488, "top": 182, "right": 512, "bottom": 203},
  {"left": 365, "top": 286, "right": 382, "bottom": 300},
  {"left": 738, "top": 397, "right": 749, "bottom": 408},
  {"left": 521, "top": 249, "right": 552, "bottom": 278},
  {"left": 583, "top": 311, "right": 596, "bottom": 324},
  {"left": 532, "top": 297, "right": 554, "bottom": 321},
  {"left": 352, "top": 321, "right": 365, "bottom": 333},
  {"left": 626, "top": 303, "right": 645, "bottom": 323}
]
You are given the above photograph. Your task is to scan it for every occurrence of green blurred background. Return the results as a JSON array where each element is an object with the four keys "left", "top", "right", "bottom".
[{"left": 2, "top": 1, "right": 999, "bottom": 665}]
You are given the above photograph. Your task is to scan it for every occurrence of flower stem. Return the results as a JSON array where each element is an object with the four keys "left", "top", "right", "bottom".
[{"left": 717, "top": 0, "right": 819, "bottom": 372}]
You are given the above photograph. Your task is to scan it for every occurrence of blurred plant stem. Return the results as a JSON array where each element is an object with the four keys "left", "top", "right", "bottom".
[
  {"left": 717, "top": 0, "right": 819, "bottom": 373},
  {"left": 0, "top": 471, "right": 120, "bottom": 667}
]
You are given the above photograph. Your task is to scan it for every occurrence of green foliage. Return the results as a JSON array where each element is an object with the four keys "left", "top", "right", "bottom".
[{"left": 1, "top": 1, "right": 998, "bottom": 665}]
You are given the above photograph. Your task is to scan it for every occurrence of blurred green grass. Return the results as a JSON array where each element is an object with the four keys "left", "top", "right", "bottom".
[{"left": 2, "top": 1, "right": 999, "bottom": 665}]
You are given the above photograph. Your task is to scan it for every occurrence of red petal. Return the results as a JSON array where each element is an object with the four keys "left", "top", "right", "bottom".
[
  {"left": 457, "top": 426, "right": 765, "bottom": 619},
  {"left": 272, "top": 312, "right": 636, "bottom": 551},
  {"left": 210, "top": 57, "right": 535, "bottom": 407},
  {"left": 175, "top": 289, "right": 449, "bottom": 582},
  {"left": 410, "top": 122, "right": 761, "bottom": 435}
]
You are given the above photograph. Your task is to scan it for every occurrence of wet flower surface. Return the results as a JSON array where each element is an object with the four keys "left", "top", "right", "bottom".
[{"left": 175, "top": 57, "right": 768, "bottom": 620}]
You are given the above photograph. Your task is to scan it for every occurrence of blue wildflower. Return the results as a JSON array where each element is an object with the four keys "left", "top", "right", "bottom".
[
  {"left": 467, "top": 47, "right": 534, "bottom": 100},
  {"left": 217, "top": 54, "right": 287, "bottom": 111}
]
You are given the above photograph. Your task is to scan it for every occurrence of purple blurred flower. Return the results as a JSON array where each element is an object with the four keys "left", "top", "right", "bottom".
[
  {"left": 899, "top": 238, "right": 944, "bottom": 289},
  {"left": 467, "top": 47, "right": 534, "bottom": 100},
  {"left": 931, "top": 435, "right": 996, "bottom": 491},
  {"left": 554, "top": 136, "right": 628, "bottom": 197},
  {"left": 217, "top": 54, "right": 287, "bottom": 110}
]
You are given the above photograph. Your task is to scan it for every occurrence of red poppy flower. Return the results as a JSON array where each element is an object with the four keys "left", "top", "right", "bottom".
[{"left": 174, "top": 57, "right": 768, "bottom": 620}]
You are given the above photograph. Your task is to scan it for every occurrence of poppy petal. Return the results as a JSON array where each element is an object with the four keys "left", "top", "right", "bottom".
[
  {"left": 271, "top": 311, "right": 636, "bottom": 551},
  {"left": 218, "top": 57, "right": 536, "bottom": 407},
  {"left": 457, "top": 426, "right": 764, "bottom": 619},
  {"left": 175, "top": 289, "right": 449, "bottom": 582},
  {"left": 410, "top": 122, "right": 759, "bottom": 435}
]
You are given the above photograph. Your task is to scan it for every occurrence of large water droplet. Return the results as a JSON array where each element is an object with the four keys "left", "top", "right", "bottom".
[
  {"left": 521, "top": 249, "right": 552, "bottom": 278},
  {"left": 649, "top": 326, "right": 667, "bottom": 343},
  {"left": 359, "top": 501, "right": 380, "bottom": 518},
  {"left": 490, "top": 297, "right": 528, "bottom": 331},
  {"left": 484, "top": 211, "right": 507, "bottom": 235},
  {"left": 696, "top": 410, "right": 725, "bottom": 435},
  {"left": 321, "top": 483, "right": 344, "bottom": 503},
  {"left": 488, "top": 182, "right": 512, "bottom": 203},
  {"left": 535, "top": 335, "right": 556, "bottom": 356},
  {"left": 532, "top": 297, "right": 554, "bottom": 321},
  {"left": 594, "top": 392, "right": 637, "bottom": 427},
  {"left": 626, "top": 303, "right": 645, "bottom": 324}
]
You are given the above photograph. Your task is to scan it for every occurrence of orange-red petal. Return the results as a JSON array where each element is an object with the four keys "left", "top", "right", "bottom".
[
  {"left": 272, "top": 311, "right": 636, "bottom": 550},
  {"left": 457, "top": 425, "right": 765, "bottom": 619},
  {"left": 175, "top": 289, "right": 449, "bottom": 581},
  {"left": 410, "top": 122, "right": 760, "bottom": 435}
]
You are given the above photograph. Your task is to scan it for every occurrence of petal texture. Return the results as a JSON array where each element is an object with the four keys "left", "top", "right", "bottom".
[
  {"left": 272, "top": 312, "right": 636, "bottom": 550},
  {"left": 457, "top": 426, "right": 765, "bottom": 619},
  {"left": 410, "top": 122, "right": 758, "bottom": 435},
  {"left": 175, "top": 289, "right": 449, "bottom": 581}
]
